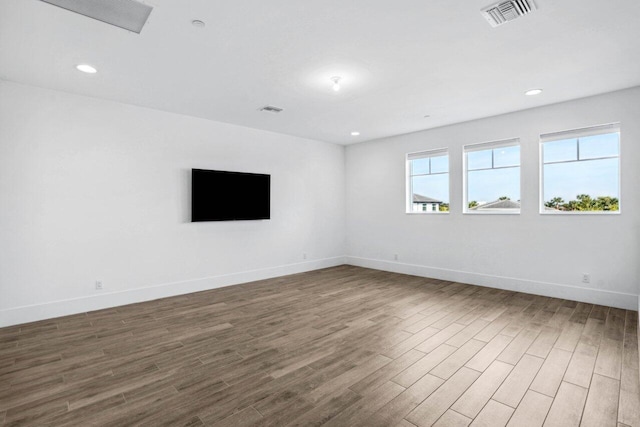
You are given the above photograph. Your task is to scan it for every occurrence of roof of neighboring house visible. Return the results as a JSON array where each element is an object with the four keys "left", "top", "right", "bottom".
[
  {"left": 471, "top": 199, "right": 521, "bottom": 209},
  {"left": 413, "top": 194, "right": 443, "bottom": 203}
]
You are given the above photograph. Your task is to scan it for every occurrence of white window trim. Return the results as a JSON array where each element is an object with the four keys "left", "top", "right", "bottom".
[
  {"left": 463, "top": 138, "right": 521, "bottom": 215},
  {"left": 406, "top": 148, "right": 450, "bottom": 215},
  {"left": 539, "top": 123, "right": 621, "bottom": 215}
]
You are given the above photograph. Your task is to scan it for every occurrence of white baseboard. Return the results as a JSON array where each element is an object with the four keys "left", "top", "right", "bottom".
[
  {"left": 0, "top": 256, "right": 346, "bottom": 328},
  {"left": 3, "top": 255, "right": 635, "bottom": 328},
  {"left": 346, "top": 256, "right": 638, "bottom": 311}
]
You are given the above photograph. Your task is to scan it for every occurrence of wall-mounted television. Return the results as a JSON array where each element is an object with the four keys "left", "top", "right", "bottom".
[{"left": 191, "top": 169, "right": 270, "bottom": 222}]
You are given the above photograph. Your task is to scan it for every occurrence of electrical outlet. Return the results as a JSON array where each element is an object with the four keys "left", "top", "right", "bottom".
[
  {"left": 394, "top": 254, "right": 399, "bottom": 261},
  {"left": 95, "top": 280, "right": 103, "bottom": 290},
  {"left": 582, "top": 273, "right": 590, "bottom": 284},
  {"left": 303, "top": 252, "right": 307, "bottom": 260}
]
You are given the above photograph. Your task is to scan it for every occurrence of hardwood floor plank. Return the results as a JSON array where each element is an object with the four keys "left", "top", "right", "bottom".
[
  {"left": 526, "top": 326, "right": 561, "bottom": 359},
  {"left": 563, "top": 341, "right": 598, "bottom": 388},
  {"left": 581, "top": 316, "right": 606, "bottom": 346},
  {"left": 363, "top": 374, "right": 444, "bottom": 427},
  {"left": 252, "top": 397, "right": 314, "bottom": 427},
  {"left": 350, "top": 349, "right": 424, "bottom": 395},
  {"left": 505, "top": 390, "right": 552, "bottom": 427},
  {"left": 324, "top": 380, "right": 405, "bottom": 427},
  {"left": 595, "top": 337, "right": 623, "bottom": 380},
  {"left": 406, "top": 367, "right": 480, "bottom": 427},
  {"left": 430, "top": 339, "right": 486, "bottom": 380},
  {"left": 469, "top": 399, "right": 514, "bottom": 427},
  {"left": 2, "top": 394, "right": 68, "bottom": 425},
  {"left": 474, "top": 315, "right": 511, "bottom": 343},
  {"left": 581, "top": 373, "right": 620, "bottom": 427},
  {"left": 414, "top": 323, "right": 466, "bottom": 354},
  {"left": 553, "top": 322, "right": 584, "bottom": 353},
  {"left": 618, "top": 311, "right": 640, "bottom": 427},
  {"left": 308, "top": 354, "right": 391, "bottom": 403},
  {"left": 529, "top": 348, "right": 572, "bottom": 397},
  {"left": 548, "top": 306, "right": 575, "bottom": 328},
  {"left": 451, "top": 360, "right": 513, "bottom": 418},
  {"left": 446, "top": 320, "right": 490, "bottom": 348},
  {"left": 622, "top": 311, "right": 638, "bottom": 368},
  {"left": 433, "top": 409, "right": 472, "bottom": 426},
  {"left": 497, "top": 328, "right": 540, "bottom": 365},
  {"left": 0, "top": 266, "right": 635, "bottom": 427},
  {"left": 431, "top": 309, "right": 475, "bottom": 330},
  {"left": 39, "top": 393, "right": 127, "bottom": 426},
  {"left": 618, "top": 378, "right": 640, "bottom": 427},
  {"left": 123, "top": 384, "right": 180, "bottom": 406},
  {"left": 568, "top": 303, "right": 594, "bottom": 325},
  {"left": 543, "top": 381, "right": 588, "bottom": 427},
  {"left": 480, "top": 303, "right": 509, "bottom": 323},
  {"left": 210, "top": 406, "right": 262, "bottom": 427},
  {"left": 604, "top": 309, "right": 626, "bottom": 342},
  {"left": 493, "top": 354, "right": 544, "bottom": 408},
  {"left": 403, "top": 310, "right": 451, "bottom": 334},
  {"left": 197, "top": 371, "right": 306, "bottom": 423},
  {"left": 381, "top": 327, "right": 440, "bottom": 359},
  {"left": 392, "top": 344, "right": 457, "bottom": 388},
  {"left": 465, "top": 334, "right": 513, "bottom": 372},
  {"left": 395, "top": 313, "right": 427, "bottom": 331}
]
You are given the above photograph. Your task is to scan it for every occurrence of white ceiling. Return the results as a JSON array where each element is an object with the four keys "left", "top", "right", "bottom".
[{"left": 2, "top": 0, "right": 640, "bottom": 145}]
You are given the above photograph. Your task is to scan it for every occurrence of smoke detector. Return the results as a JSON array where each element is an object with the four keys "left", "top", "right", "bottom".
[
  {"left": 482, "top": 0, "right": 537, "bottom": 28},
  {"left": 259, "top": 105, "right": 284, "bottom": 113}
]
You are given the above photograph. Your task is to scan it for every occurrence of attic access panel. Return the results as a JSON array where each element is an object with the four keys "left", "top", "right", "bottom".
[{"left": 40, "top": 0, "right": 153, "bottom": 33}]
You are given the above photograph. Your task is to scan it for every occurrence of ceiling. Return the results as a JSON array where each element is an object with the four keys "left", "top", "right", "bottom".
[{"left": 1, "top": 0, "right": 639, "bottom": 145}]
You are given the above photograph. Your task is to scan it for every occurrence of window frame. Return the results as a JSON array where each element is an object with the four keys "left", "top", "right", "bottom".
[
  {"left": 463, "top": 138, "right": 522, "bottom": 215},
  {"left": 539, "top": 123, "right": 621, "bottom": 215},
  {"left": 406, "top": 148, "right": 450, "bottom": 215}
]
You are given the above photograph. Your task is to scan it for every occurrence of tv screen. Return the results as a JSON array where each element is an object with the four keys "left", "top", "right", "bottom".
[{"left": 191, "top": 169, "right": 270, "bottom": 222}]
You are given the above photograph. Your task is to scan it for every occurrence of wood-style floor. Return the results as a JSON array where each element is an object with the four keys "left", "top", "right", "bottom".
[{"left": 0, "top": 266, "right": 638, "bottom": 426}]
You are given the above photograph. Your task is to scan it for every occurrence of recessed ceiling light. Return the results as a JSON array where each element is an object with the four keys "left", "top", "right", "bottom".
[
  {"left": 76, "top": 64, "right": 97, "bottom": 74},
  {"left": 351, "top": 131, "right": 360, "bottom": 136},
  {"left": 192, "top": 20, "right": 205, "bottom": 27},
  {"left": 525, "top": 88, "right": 543, "bottom": 96},
  {"left": 423, "top": 115, "right": 431, "bottom": 118},
  {"left": 331, "top": 76, "right": 342, "bottom": 92}
]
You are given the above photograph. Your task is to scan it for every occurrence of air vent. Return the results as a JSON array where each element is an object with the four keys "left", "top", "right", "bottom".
[
  {"left": 481, "top": 0, "right": 537, "bottom": 27},
  {"left": 40, "top": 0, "right": 152, "bottom": 34},
  {"left": 259, "top": 105, "right": 284, "bottom": 113}
]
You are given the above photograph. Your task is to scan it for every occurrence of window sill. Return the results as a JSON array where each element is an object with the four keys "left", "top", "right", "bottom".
[
  {"left": 463, "top": 211, "right": 521, "bottom": 215},
  {"left": 539, "top": 211, "right": 621, "bottom": 215},
  {"left": 405, "top": 212, "right": 450, "bottom": 215}
]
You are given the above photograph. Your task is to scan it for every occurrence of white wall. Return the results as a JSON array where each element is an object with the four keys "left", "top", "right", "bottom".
[
  {"left": 345, "top": 87, "right": 640, "bottom": 310},
  {"left": 0, "top": 81, "right": 346, "bottom": 326},
  {"left": 2, "top": 81, "right": 638, "bottom": 328}
]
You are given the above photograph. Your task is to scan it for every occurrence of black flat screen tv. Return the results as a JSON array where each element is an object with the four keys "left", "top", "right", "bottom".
[{"left": 191, "top": 169, "right": 270, "bottom": 222}]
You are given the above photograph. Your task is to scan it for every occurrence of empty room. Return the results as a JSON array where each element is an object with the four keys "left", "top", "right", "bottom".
[{"left": 1, "top": 0, "right": 639, "bottom": 426}]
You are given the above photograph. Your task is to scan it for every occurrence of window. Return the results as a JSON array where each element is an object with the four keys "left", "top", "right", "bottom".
[
  {"left": 407, "top": 149, "right": 449, "bottom": 213},
  {"left": 464, "top": 139, "right": 521, "bottom": 214},
  {"left": 541, "top": 123, "right": 620, "bottom": 214}
]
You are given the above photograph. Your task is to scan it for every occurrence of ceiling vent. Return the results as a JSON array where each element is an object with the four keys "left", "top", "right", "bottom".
[
  {"left": 40, "top": 0, "right": 153, "bottom": 34},
  {"left": 259, "top": 105, "right": 284, "bottom": 113},
  {"left": 481, "top": 0, "right": 537, "bottom": 27}
]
